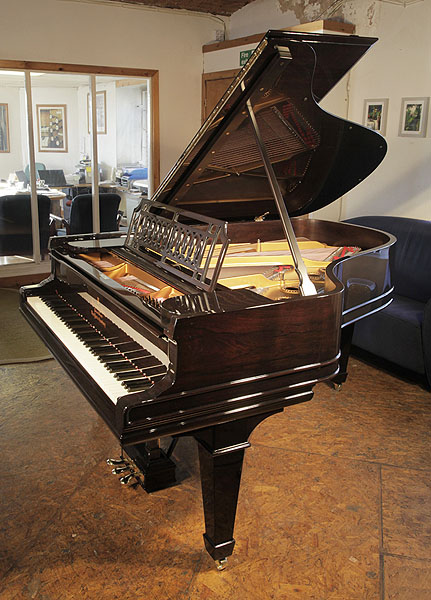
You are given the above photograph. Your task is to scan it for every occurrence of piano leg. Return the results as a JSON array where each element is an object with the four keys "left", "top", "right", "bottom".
[
  {"left": 125, "top": 440, "right": 177, "bottom": 493},
  {"left": 332, "top": 323, "right": 355, "bottom": 388},
  {"left": 193, "top": 411, "right": 281, "bottom": 568}
]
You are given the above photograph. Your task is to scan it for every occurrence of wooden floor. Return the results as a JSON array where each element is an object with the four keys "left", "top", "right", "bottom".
[{"left": 0, "top": 357, "right": 430, "bottom": 599}]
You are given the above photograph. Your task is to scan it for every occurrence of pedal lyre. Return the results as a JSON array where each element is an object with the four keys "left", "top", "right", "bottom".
[{"left": 107, "top": 455, "right": 141, "bottom": 488}]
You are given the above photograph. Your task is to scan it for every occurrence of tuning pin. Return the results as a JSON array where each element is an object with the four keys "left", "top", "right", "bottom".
[
  {"left": 106, "top": 457, "right": 129, "bottom": 466},
  {"left": 120, "top": 473, "right": 139, "bottom": 486},
  {"left": 111, "top": 466, "right": 131, "bottom": 475}
]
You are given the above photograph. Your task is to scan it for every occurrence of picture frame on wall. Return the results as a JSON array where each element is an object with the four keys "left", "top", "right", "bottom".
[
  {"left": 0, "top": 103, "right": 10, "bottom": 153},
  {"left": 399, "top": 97, "right": 429, "bottom": 137},
  {"left": 87, "top": 90, "right": 107, "bottom": 134},
  {"left": 37, "top": 104, "right": 68, "bottom": 152},
  {"left": 363, "top": 98, "right": 388, "bottom": 135}
]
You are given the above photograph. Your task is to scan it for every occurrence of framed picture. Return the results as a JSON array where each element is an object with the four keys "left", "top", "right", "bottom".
[
  {"left": 399, "top": 97, "right": 429, "bottom": 137},
  {"left": 363, "top": 99, "right": 388, "bottom": 135},
  {"left": 87, "top": 90, "right": 107, "bottom": 134},
  {"left": 37, "top": 104, "right": 68, "bottom": 152},
  {"left": 0, "top": 103, "right": 10, "bottom": 153}
]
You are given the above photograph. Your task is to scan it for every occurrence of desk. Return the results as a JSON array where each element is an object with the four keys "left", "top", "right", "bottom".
[
  {"left": 57, "top": 183, "right": 118, "bottom": 195},
  {"left": 0, "top": 186, "right": 66, "bottom": 216}
]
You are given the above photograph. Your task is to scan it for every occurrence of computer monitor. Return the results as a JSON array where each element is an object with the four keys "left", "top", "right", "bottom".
[
  {"left": 15, "top": 170, "right": 28, "bottom": 185},
  {"left": 38, "top": 169, "right": 67, "bottom": 187}
]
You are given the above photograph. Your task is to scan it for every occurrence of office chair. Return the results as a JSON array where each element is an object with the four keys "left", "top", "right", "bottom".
[
  {"left": 0, "top": 194, "right": 54, "bottom": 256},
  {"left": 24, "top": 162, "right": 46, "bottom": 182},
  {"left": 63, "top": 193, "right": 122, "bottom": 235}
]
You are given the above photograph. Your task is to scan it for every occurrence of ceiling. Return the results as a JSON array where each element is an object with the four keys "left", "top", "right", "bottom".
[{"left": 99, "top": 0, "right": 256, "bottom": 16}]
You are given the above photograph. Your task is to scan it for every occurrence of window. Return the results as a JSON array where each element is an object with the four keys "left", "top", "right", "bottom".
[{"left": 0, "top": 61, "right": 159, "bottom": 274}]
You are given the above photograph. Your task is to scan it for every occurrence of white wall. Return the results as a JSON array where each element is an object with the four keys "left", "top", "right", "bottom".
[
  {"left": 26, "top": 87, "right": 79, "bottom": 175},
  {"left": 228, "top": 0, "right": 299, "bottom": 39},
  {"left": 226, "top": 0, "right": 430, "bottom": 221},
  {"left": 77, "top": 81, "right": 119, "bottom": 180},
  {"left": 1, "top": 0, "right": 223, "bottom": 183},
  {"left": 340, "top": 0, "right": 431, "bottom": 221},
  {"left": 116, "top": 84, "right": 145, "bottom": 167}
]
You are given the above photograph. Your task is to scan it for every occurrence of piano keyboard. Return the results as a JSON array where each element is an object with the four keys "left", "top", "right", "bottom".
[{"left": 27, "top": 292, "right": 168, "bottom": 404}]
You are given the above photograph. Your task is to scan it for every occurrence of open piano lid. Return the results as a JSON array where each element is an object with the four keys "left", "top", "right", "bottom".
[{"left": 137, "top": 30, "right": 387, "bottom": 222}]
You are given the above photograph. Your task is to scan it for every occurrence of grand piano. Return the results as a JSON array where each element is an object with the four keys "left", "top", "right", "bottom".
[{"left": 20, "top": 30, "right": 395, "bottom": 569}]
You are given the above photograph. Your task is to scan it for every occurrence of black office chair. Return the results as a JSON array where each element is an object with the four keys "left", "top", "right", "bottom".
[
  {"left": 0, "top": 194, "right": 54, "bottom": 256},
  {"left": 64, "top": 193, "right": 122, "bottom": 235}
]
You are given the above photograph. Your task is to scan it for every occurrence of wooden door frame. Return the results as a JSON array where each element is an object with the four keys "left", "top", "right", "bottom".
[
  {"left": 201, "top": 68, "right": 239, "bottom": 123},
  {"left": 0, "top": 59, "right": 160, "bottom": 192}
]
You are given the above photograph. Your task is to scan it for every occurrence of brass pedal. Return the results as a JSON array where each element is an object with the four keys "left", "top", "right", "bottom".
[
  {"left": 107, "top": 454, "right": 141, "bottom": 488},
  {"left": 120, "top": 472, "right": 140, "bottom": 486},
  {"left": 107, "top": 457, "right": 129, "bottom": 466},
  {"left": 111, "top": 465, "right": 131, "bottom": 475}
]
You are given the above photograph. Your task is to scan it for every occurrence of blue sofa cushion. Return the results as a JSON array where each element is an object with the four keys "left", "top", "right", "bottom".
[
  {"left": 344, "top": 216, "right": 431, "bottom": 304},
  {"left": 352, "top": 294, "right": 425, "bottom": 375}
]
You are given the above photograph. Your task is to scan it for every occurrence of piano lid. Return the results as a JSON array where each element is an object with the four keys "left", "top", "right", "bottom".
[{"left": 143, "top": 30, "right": 387, "bottom": 223}]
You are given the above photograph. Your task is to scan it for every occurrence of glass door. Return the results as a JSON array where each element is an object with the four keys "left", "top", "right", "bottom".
[
  {"left": 0, "top": 70, "right": 33, "bottom": 266},
  {"left": 0, "top": 62, "right": 158, "bottom": 277},
  {"left": 30, "top": 71, "right": 92, "bottom": 239},
  {"left": 94, "top": 75, "right": 151, "bottom": 228}
]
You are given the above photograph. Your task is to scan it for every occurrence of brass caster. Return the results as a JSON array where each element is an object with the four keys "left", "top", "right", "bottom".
[
  {"left": 335, "top": 383, "right": 342, "bottom": 392},
  {"left": 215, "top": 558, "right": 228, "bottom": 571}
]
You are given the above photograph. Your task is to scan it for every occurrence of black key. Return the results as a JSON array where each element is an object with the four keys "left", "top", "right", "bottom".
[
  {"left": 125, "top": 380, "right": 153, "bottom": 392},
  {"left": 114, "top": 370, "right": 144, "bottom": 380},
  {"left": 66, "top": 322, "right": 90, "bottom": 330},
  {"left": 103, "top": 356, "right": 131, "bottom": 365},
  {"left": 111, "top": 341, "right": 141, "bottom": 352},
  {"left": 150, "top": 373, "right": 166, "bottom": 382},
  {"left": 140, "top": 365, "right": 166, "bottom": 376},
  {"left": 120, "top": 350, "right": 151, "bottom": 360},
  {"left": 105, "top": 355, "right": 134, "bottom": 373},
  {"left": 106, "top": 361, "right": 134, "bottom": 371},
  {"left": 74, "top": 334, "right": 104, "bottom": 342},
  {"left": 58, "top": 314, "right": 82, "bottom": 320},
  {"left": 133, "top": 357, "right": 163, "bottom": 369},
  {"left": 80, "top": 333, "right": 106, "bottom": 342},
  {"left": 53, "top": 309, "right": 77, "bottom": 316}
]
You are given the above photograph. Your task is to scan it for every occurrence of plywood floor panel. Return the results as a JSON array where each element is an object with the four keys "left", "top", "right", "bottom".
[{"left": 0, "top": 358, "right": 430, "bottom": 599}]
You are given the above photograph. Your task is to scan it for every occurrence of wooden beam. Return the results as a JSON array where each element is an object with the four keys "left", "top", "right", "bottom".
[
  {"left": 115, "top": 78, "right": 148, "bottom": 87},
  {"left": 289, "top": 20, "right": 355, "bottom": 34},
  {"left": 151, "top": 71, "right": 160, "bottom": 192},
  {"left": 202, "top": 20, "right": 355, "bottom": 53},
  {"left": 0, "top": 59, "right": 157, "bottom": 78}
]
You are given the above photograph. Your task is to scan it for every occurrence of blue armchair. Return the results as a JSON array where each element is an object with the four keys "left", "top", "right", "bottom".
[{"left": 344, "top": 216, "right": 431, "bottom": 387}]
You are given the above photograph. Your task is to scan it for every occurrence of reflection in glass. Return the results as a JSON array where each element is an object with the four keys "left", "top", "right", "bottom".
[{"left": 0, "top": 70, "right": 152, "bottom": 268}]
